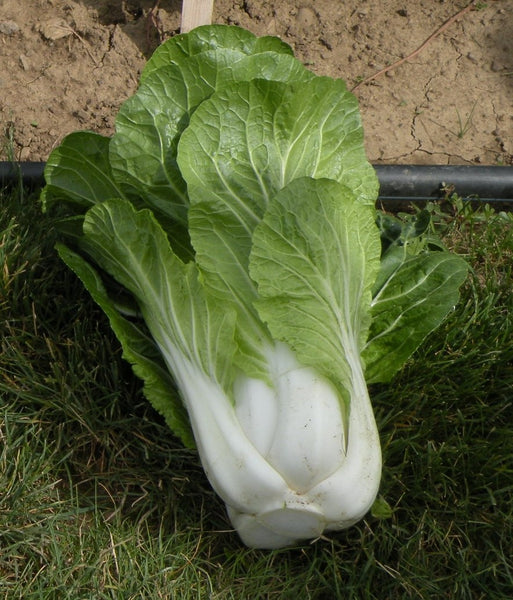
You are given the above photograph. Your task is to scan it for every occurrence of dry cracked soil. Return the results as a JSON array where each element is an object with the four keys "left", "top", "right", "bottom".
[{"left": 1, "top": 0, "right": 512, "bottom": 166}]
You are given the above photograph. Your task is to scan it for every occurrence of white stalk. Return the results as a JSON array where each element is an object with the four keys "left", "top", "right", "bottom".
[
  {"left": 230, "top": 343, "right": 381, "bottom": 548},
  {"left": 158, "top": 334, "right": 380, "bottom": 549},
  {"left": 158, "top": 338, "right": 291, "bottom": 515}
]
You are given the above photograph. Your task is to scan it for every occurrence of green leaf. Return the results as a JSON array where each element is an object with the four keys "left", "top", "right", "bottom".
[
  {"left": 141, "top": 24, "right": 293, "bottom": 81},
  {"left": 178, "top": 77, "right": 377, "bottom": 378},
  {"left": 363, "top": 249, "right": 469, "bottom": 383},
  {"left": 370, "top": 495, "right": 393, "bottom": 519},
  {"left": 110, "top": 49, "right": 310, "bottom": 229},
  {"left": 249, "top": 177, "right": 381, "bottom": 406},
  {"left": 55, "top": 242, "right": 195, "bottom": 448},
  {"left": 376, "top": 209, "right": 442, "bottom": 258},
  {"left": 228, "top": 51, "right": 313, "bottom": 85},
  {"left": 41, "top": 131, "right": 125, "bottom": 211},
  {"left": 79, "top": 199, "right": 238, "bottom": 393},
  {"left": 110, "top": 56, "right": 217, "bottom": 225},
  {"left": 179, "top": 77, "right": 377, "bottom": 217}
]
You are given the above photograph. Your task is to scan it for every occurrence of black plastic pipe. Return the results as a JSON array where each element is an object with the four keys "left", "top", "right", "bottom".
[
  {"left": 2, "top": 161, "right": 513, "bottom": 206},
  {"left": 375, "top": 165, "right": 513, "bottom": 205},
  {"left": 1, "top": 161, "right": 46, "bottom": 189}
]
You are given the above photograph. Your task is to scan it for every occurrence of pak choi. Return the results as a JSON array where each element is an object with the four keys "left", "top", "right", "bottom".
[{"left": 41, "top": 25, "right": 468, "bottom": 548}]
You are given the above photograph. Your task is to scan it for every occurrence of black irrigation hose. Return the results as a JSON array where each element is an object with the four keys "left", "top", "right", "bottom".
[
  {"left": 1, "top": 161, "right": 46, "bottom": 189},
  {"left": 375, "top": 165, "right": 513, "bottom": 209},
  {"left": 2, "top": 161, "right": 513, "bottom": 208}
]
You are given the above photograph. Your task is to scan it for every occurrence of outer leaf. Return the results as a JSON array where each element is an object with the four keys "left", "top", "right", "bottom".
[
  {"left": 363, "top": 249, "right": 469, "bottom": 383},
  {"left": 55, "top": 242, "right": 195, "bottom": 448},
  {"left": 249, "top": 177, "right": 381, "bottom": 408},
  {"left": 41, "top": 129, "right": 193, "bottom": 259},
  {"left": 109, "top": 58, "right": 214, "bottom": 226},
  {"left": 79, "top": 198, "right": 238, "bottom": 393},
  {"left": 141, "top": 24, "right": 293, "bottom": 81},
  {"left": 41, "top": 131, "right": 125, "bottom": 211}
]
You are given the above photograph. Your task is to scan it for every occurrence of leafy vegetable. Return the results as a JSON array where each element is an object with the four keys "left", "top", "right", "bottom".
[{"left": 41, "top": 24, "right": 468, "bottom": 549}]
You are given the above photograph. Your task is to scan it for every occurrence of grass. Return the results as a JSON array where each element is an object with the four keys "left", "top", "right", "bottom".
[
  {"left": 1, "top": 178, "right": 512, "bottom": 599},
  {"left": 455, "top": 100, "right": 477, "bottom": 139}
]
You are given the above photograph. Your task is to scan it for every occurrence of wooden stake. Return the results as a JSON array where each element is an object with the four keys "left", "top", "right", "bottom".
[{"left": 181, "top": 0, "right": 214, "bottom": 33}]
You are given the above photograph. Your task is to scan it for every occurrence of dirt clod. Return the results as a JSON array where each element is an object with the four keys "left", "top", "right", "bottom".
[{"left": 0, "top": 19, "right": 19, "bottom": 34}]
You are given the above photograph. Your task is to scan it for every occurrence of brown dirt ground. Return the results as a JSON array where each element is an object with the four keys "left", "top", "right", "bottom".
[{"left": 1, "top": 0, "right": 512, "bottom": 165}]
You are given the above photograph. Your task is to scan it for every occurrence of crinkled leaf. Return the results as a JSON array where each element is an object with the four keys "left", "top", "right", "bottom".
[
  {"left": 141, "top": 24, "right": 293, "bottom": 81},
  {"left": 110, "top": 50, "right": 311, "bottom": 229},
  {"left": 179, "top": 77, "right": 378, "bottom": 220},
  {"left": 109, "top": 58, "right": 212, "bottom": 226},
  {"left": 178, "top": 77, "right": 378, "bottom": 377},
  {"left": 363, "top": 249, "right": 469, "bottom": 383},
  {"left": 376, "top": 209, "right": 438, "bottom": 256},
  {"left": 228, "top": 51, "right": 313, "bottom": 85},
  {"left": 249, "top": 177, "right": 381, "bottom": 408}
]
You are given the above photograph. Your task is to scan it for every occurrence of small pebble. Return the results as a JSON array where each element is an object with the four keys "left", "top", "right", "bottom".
[
  {"left": 19, "top": 54, "right": 30, "bottom": 71},
  {"left": 38, "top": 18, "right": 71, "bottom": 41},
  {"left": 0, "top": 20, "right": 20, "bottom": 35}
]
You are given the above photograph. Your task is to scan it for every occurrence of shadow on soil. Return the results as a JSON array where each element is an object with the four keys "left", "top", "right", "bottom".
[{"left": 79, "top": 0, "right": 182, "bottom": 56}]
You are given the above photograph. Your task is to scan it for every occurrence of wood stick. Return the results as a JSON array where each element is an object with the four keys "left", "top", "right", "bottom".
[
  {"left": 181, "top": 0, "right": 215, "bottom": 33},
  {"left": 352, "top": 1, "right": 478, "bottom": 91}
]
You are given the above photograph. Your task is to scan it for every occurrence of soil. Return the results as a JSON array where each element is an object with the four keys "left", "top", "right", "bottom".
[{"left": 1, "top": 0, "right": 512, "bottom": 165}]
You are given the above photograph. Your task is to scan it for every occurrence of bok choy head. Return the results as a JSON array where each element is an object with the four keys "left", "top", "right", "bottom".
[{"left": 41, "top": 25, "right": 468, "bottom": 549}]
